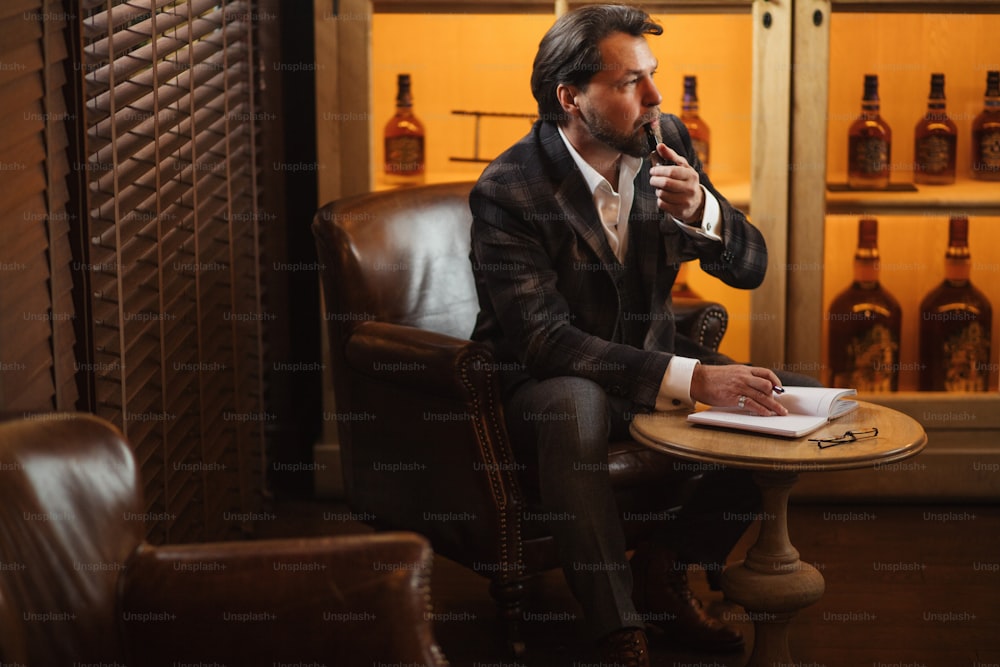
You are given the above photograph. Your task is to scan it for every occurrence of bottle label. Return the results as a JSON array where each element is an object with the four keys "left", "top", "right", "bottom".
[
  {"left": 385, "top": 136, "right": 424, "bottom": 175},
  {"left": 975, "top": 129, "right": 1000, "bottom": 173},
  {"left": 916, "top": 135, "right": 953, "bottom": 174},
  {"left": 853, "top": 138, "right": 889, "bottom": 176},
  {"left": 841, "top": 323, "right": 899, "bottom": 392},
  {"left": 941, "top": 320, "right": 990, "bottom": 392}
]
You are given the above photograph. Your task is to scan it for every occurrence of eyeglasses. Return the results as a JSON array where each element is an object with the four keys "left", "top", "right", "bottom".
[{"left": 809, "top": 427, "right": 879, "bottom": 449}]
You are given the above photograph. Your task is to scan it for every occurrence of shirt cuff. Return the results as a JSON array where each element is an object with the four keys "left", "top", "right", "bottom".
[
  {"left": 673, "top": 185, "right": 723, "bottom": 242},
  {"left": 654, "top": 356, "right": 700, "bottom": 411}
]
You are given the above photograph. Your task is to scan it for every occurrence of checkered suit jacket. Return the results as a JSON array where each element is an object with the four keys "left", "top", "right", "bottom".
[{"left": 469, "top": 116, "right": 767, "bottom": 409}]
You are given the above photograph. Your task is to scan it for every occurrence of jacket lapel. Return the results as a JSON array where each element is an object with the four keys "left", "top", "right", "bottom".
[{"left": 539, "top": 123, "right": 623, "bottom": 272}]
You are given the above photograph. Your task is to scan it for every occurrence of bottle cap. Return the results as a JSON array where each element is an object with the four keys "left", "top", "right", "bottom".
[
  {"left": 396, "top": 73, "right": 413, "bottom": 106},
  {"left": 682, "top": 75, "right": 698, "bottom": 104},
  {"left": 987, "top": 71, "right": 1000, "bottom": 93},
  {"left": 929, "top": 73, "right": 945, "bottom": 98},
  {"left": 863, "top": 74, "right": 879, "bottom": 100},
  {"left": 857, "top": 217, "right": 878, "bottom": 249},
  {"left": 948, "top": 215, "right": 969, "bottom": 247}
]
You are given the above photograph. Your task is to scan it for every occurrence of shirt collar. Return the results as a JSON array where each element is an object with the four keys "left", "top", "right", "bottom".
[{"left": 557, "top": 125, "right": 642, "bottom": 195}]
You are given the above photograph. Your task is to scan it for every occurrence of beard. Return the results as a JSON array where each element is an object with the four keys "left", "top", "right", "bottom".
[{"left": 579, "top": 107, "right": 656, "bottom": 158}]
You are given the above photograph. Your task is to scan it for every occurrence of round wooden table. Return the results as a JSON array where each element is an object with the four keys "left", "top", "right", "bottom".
[{"left": 630, "top": 401, "right": 926, "bottom": 667}]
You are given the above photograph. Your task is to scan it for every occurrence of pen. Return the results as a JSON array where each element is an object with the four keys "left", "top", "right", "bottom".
[
  {"left": 644, "top": 122, "right": 675, "bottom": 167},
  {"left": 773, "top": 385, "right": 785, "bottom": 394}
]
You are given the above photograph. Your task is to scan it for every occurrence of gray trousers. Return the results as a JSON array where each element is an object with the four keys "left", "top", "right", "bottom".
[{"left": 504, "top": 372, "right": 814, "bottom": 639}]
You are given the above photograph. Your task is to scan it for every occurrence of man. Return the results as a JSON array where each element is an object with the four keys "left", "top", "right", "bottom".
[{"left": 469, "top": 5, "right": 808, "bottom": 665}]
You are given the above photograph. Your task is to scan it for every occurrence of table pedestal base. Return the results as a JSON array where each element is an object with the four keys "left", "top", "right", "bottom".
[{"left": 721, "top": 471, "right": 825, "bottom": 667}]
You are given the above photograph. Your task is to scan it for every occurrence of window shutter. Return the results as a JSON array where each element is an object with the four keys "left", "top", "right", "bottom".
[
  {"left": 0, "top": 0, "right": 78, "bottom": 414},
  {"left": 77, "top": 0, "right": 266, "bottom": 543}
]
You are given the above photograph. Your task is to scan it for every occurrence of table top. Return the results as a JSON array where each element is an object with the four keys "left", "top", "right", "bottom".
[{"left": 630, "top": 401, "right": 927, "bottom": 472}]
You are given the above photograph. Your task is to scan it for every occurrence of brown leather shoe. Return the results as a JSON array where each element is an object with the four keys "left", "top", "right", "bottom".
[
  {"left": 597, "top": 627, "right": 650, "bottom": 667},
  {"left": 630, "top": 544, "right": 743, "bottom": 653}
]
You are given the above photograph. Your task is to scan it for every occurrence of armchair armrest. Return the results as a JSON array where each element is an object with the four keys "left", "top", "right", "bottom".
[
  {"left": 672, "top": 297, "right": 728, "bottom": 352},
  {"left": 119, "top": 532, "right": 446, "bottom": 667},
  {"left": 338, "top": 320, "right": 525, "bottom": 572},
  {"left": 346, "top": 319, "right": 494, "bottom": 401}
]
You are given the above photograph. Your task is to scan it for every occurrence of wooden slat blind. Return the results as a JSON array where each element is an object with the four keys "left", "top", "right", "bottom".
[
  {"left": 77, "top": 0, "right": 265, "bottom": 543},
  {"left": 0, "top": 0, "right": 78, "bottom": 414}
]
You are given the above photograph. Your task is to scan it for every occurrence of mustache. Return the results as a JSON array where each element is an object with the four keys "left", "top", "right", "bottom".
[{"left": 639, "top": 109, "right": 661, "bottom": 128}]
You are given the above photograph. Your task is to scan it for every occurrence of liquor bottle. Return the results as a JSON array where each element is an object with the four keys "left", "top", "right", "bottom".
[
  {"left": 827, "top": 218, "right": 902, "bottom": 392},
  {"left": 913, "top": 73, "right": 957, "bottom": 185},
  {"left": 383, "top": 73, "right": 425, "bottom": 185},
  {"left": 918, "top": 216, "right": 993, "bottom": 391},
  {"left": 847, "top": 74, "right": 892, "bottom": 189},
  {"left": 680, "top": 75, "right": 710, "bottom": 173},
  {"left": 972, "top": 70, "right": 1000, "bottom": 181}
]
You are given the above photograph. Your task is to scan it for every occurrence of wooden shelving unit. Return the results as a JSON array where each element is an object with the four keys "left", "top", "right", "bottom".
[{"left": 775, "top": 2, "right": 1000, "bottom": 500}]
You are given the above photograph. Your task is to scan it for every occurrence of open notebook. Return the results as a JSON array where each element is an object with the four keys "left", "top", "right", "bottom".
[{"left": 686, "top": 386, "right": 859, "bottom": 438}]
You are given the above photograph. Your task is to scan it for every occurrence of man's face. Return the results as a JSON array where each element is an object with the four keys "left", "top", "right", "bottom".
[{"left": 574, "top": 32, "right": 662, "bottom": 158}]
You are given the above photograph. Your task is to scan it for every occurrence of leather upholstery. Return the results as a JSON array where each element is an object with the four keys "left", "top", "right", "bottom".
[
  {"left": 0, "top": 414, "right": 142, "bottom": 665},
  {"left": 0, "top": 413, "right": 446, "bottom": 667},
  {"left": 313, "top": 181, "right": 731, "bottom": 648}
]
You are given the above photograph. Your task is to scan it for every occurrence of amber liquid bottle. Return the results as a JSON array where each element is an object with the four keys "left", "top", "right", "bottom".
[
  {"left": 972, "top": 70, "right": 1000, "bottom": 181},
  {"left": 918, "top": 216, "right": 993, "bottom": 392},
  {"left": 383, "top": 73, "right": 425, "bottom": 185},
  {"left": 848, "top": 74, "right": 892, "bottom": 189},
  {"left": 827, "top": 218, "right": 902, "bottom": 392},
  {"left": 914, "top": 73, "right": 957, "bottom": 185},
  {"left": 680, "top": 75, "right": 710, "bottom": 173}
]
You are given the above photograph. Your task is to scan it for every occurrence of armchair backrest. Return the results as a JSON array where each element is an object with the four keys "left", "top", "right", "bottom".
[
  {"left": 313, "top": 181, "right": 481, "bottom": 340},
  {"left": 0, "top": 414, "right": 144, "bottom": 665},
  {"left": 312, "top": 185, "right": 524, "bottom": 569}
]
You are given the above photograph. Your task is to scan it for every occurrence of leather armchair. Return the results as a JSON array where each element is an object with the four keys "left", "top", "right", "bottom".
[
  {"left": 312, "top": 181, "right": 730, "bottom": 654},
  {"left": 0, "top": 413, "right": 447, "bottom": 667}
]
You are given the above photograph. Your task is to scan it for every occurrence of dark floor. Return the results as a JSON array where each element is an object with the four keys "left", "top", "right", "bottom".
[{"left": 258, "top": 499, "right": 1000, "bottom": 667}]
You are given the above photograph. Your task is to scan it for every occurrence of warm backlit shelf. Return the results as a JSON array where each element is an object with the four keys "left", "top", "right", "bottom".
[
  {"left": 376, "top": 175, "right": 753, "bottom": 213},
  {"left": 832, "top": 0, "right": 1000, "bottom": 13},
  {"left": 373, "top": 172, "right": 476, "bottom": 192},
  {"left": 372, "top": 0, "right": 753, "bottom": 14},
  {"left": 825, "top": 177, "right": 1000, "bottom": 216}
]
